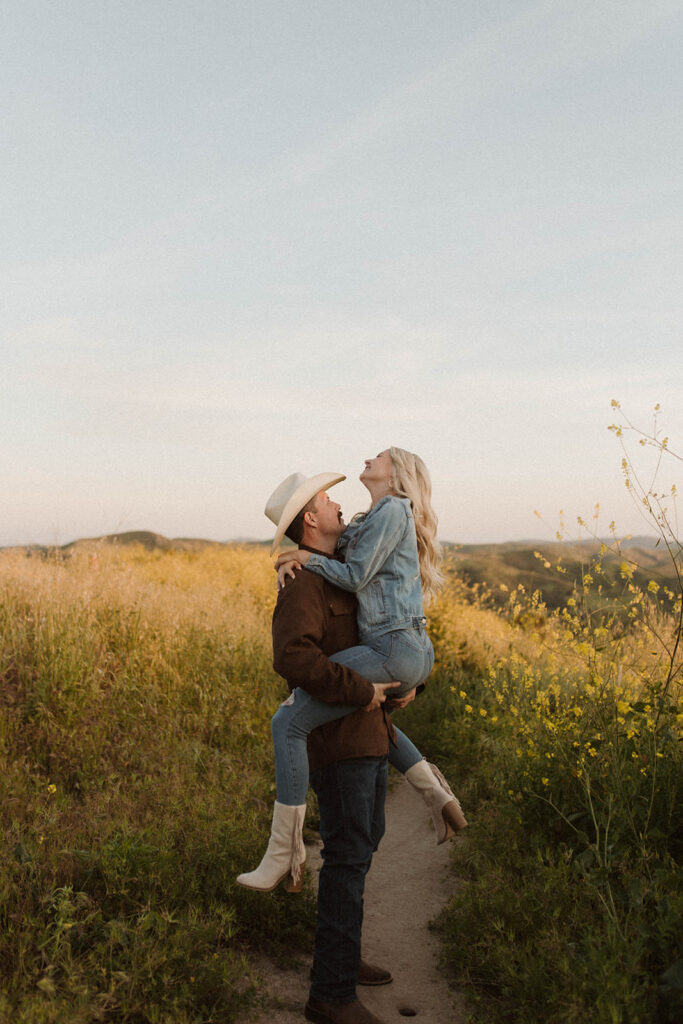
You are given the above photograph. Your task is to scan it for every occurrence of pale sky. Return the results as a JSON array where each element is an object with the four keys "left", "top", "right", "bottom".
[{"left": 2, "top": 0, "right": 682, "bottom": 548}]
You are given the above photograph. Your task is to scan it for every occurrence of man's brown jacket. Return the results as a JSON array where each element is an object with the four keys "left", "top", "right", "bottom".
[{"left": 271, "top": 547, "right": 393, "bottom": 772}]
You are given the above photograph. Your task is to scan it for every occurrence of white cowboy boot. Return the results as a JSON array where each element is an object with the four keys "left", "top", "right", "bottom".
[
  {"left": 236, "top": 802, "right": 307, "bottom": 892},
  {"left": 404, "top": 759, "right": 468, "bottom": 844}
]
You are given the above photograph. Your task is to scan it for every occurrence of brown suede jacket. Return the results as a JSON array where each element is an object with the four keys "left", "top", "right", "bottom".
[{"left": 271, "top": 545, "right": 394, "bottom": 773}]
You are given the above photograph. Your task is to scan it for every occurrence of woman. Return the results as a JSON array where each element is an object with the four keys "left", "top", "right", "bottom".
[{"left": 236, "top": 447, "right": 467, "bottom": 892}]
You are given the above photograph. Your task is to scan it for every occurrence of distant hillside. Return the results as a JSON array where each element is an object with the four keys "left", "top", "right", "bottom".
[
  {"left": 3, "top": 531, "right": 678, "bottom": 612},
  {"left": 448, "top": 537, "right": 679, "bottom": 610},
  {"left": 4, "top": 531, "right": 232, "bottom": 557}
]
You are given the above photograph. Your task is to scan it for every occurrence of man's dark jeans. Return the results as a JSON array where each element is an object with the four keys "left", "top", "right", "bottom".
[{"left": 309, "top": 755, "right": 388, "bottom": 1005}]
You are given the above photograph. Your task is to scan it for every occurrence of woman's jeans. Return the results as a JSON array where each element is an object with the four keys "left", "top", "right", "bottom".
[{"left": 272, "top": 626, "right": 434, "bottom": 805}]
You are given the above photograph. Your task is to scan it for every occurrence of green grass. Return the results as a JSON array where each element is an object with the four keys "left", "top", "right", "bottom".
[
  {"left": 0, "top": 546, "right": 316, "bottom": 1023},
  {"left": 2, "top": 539, "right": 680, "bottom": 1023},
  {"left": 394, "top": 574, "right": 683, "bottom": 1024}
]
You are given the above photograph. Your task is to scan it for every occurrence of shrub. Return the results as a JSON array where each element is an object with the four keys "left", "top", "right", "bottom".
[{"left": 0, "top": 545, "right": 316, "bottom": 1023}]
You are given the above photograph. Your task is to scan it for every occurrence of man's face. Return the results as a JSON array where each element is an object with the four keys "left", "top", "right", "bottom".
[{"left": 309, "top": 490, "right": 346, "bottom": 540}]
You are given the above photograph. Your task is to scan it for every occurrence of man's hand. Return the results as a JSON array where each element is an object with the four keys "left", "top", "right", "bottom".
[
  {"left": 387, "top": 687, "right": 417, "bottom": 710},
  {"left": 364, "top": 682, "right": 401, "bottom": 712}
]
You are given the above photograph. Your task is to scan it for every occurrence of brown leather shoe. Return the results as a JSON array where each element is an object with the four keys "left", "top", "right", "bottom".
[
  {"left": 309, "top": 959, "right": 392, "bottom": 987},
  {"left": 357, "top": 959, "right": 392, "bottom": 986},
  {"left": 304, "top": 997, "right": 385, "bottom": 1023}
]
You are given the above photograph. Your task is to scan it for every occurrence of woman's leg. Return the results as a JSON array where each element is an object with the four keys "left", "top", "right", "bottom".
[
  {"left": 388, "top": 725, "right": 423, "bottom": 773},
  {"left": 376, "top": 632, "right": 468, "bottom": 841},
  {"left": 380, "top": 628, "right": 434, "bottom": 692},
  {"left": 271, "top": 644, "right": 394, "bottom": 805},
  {"left": 236, "top": 644, "right": 395, "bottom": 892},
  {"left": 335, "top": 635, "right": 468, "bottom": 844},
  {"left": 271, "top": 688, "right": 364, "bottom": 805},
  {"left": 330, "top": 636, "right": 429, "bottom": 774}
]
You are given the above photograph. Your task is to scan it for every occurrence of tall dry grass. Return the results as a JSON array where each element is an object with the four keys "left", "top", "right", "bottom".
[
  {"left": 1, "top": 520, "right": 680, "bottom": 1022},
  {"left": 0, "top": 544, "right": 314, "bottom": 1024}
]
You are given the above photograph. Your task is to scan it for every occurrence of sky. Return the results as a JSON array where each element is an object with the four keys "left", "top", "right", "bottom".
[{"left": 2, "top": 0, "right": 682, "bottom": 548}]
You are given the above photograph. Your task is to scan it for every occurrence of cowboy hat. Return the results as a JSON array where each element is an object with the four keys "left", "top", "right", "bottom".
[{"left": 265, "top": 472, "right": 345, "bottom": 555}]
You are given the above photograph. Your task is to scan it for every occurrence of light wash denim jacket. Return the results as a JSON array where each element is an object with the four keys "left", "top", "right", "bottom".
[{"left": 305, "top": 496, "right": 425, "bottom": 643}]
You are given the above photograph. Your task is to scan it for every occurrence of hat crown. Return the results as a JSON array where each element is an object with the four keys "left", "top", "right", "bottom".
[{"left": 264, "top": 472, "right": 306, "bottom": 527}]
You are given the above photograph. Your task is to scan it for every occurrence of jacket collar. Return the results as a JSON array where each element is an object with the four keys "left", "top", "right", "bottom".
[{"left": 300, "top": 542, "right": 342, "bottom": 561}]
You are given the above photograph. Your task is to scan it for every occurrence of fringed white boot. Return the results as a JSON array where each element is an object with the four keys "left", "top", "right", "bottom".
[
  {"left": 236, "top": 802, "right": 307, "bottom": 892},
  {"left": 404, "top": 759, "right": 468, "bottom": 844}
]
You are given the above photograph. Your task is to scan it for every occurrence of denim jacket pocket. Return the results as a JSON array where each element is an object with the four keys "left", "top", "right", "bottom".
[{"left": 364, "top": 578, "right": 388, "bottom": 627}]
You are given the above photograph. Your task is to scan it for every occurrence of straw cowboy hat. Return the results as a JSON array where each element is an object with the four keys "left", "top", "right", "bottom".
[{"left": 265, "top": 472, "right": 346, "bottom": 555}]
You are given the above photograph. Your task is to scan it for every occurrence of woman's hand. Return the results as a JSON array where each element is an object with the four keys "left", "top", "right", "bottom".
[
  {"left": 275, "top": 549, "right": 311, "bottom": 589},
  {"left": 364, "top": 682, "right": 401, "bottom": 712},
  {"left": 275, "top": 549, "right": 311, "bottom": 570},
  {"left": 277, "top": 561, "right": 301, "bottom": 589},
  {"left": 387, "top": 687, "right": 417, "bottom": 710}
]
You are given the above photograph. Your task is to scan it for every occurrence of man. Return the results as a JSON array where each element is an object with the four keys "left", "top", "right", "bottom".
[{"left": 266, "top": 471, "right": 403, "bottom": 1024}]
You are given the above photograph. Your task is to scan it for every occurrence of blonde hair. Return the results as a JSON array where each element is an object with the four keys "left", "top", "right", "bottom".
[{"left": 388, "top": 446, "right": 444, "bottom": 602}]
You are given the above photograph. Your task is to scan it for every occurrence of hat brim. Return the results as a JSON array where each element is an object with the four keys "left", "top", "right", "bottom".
[{"left": 270, "top": 472, "right": 346, "bottom": 555}]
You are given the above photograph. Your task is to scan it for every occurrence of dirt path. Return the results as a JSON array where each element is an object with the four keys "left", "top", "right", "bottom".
[{"left": 240, "top": 776, "right": 465, "bottom": 1023}]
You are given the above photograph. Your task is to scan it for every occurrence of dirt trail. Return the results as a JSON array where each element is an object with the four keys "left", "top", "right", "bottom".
[{"left": 240, "top": 776, "right": 465, "bottom": 1023}]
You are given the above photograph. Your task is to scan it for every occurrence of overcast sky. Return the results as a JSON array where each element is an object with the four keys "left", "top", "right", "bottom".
[{"left": 2, "top": 0, "right": 682, "bottom": 547}]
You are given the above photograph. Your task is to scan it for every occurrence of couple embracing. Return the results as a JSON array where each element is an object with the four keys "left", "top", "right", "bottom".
[{"left": 236, "top": 447, "right": 467, "bottom": 1024}]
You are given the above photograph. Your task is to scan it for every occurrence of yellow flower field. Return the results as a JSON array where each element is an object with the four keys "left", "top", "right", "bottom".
[{"left": 0, "top": 538, "right": 680, "bottom": 1023}]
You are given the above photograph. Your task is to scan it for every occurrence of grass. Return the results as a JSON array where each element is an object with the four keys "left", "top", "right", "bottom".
[
  {"left": 394, "top": 551, "right": 682, "bottom": 1024},
  {"left": 1, "top": 530, "right": 680, "bottom": 1023},
  {"left": 0, "top": 545, "right": 316, "bottom": 1023}
]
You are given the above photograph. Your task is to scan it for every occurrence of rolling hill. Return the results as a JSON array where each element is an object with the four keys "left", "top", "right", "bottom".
[{"left": 2, "top": 531, "right": 678, "bottom": 611}]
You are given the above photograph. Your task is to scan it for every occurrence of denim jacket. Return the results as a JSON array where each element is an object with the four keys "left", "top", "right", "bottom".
[{"left": 305, "top": 496, "right": 425, "bottom": 643}]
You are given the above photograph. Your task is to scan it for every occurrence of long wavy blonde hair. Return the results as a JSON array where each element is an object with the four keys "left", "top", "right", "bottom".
[{"left": 388, "top": 446, "right": 444, "bottom": 602}]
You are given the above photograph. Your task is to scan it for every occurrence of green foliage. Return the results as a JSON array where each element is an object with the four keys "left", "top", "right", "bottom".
[
  {"left": 401, "top": 656, "right": 681, "bottom": 1023},
  {"left": 1, "top": 407, "right": 680, "bottom": 1022},
  {"left": 396, "top": 407, "right": 682, "bottom": 1024},
  {"left": 0, "top": 546, "right": 315, "bottom": 1023}
]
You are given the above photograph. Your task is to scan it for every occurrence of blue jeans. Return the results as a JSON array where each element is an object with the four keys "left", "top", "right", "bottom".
[
  {"left": 271, "top": 628, "right": 433, "bottom": 804},
  {"left": 310, "top": 755, "right": 387, "bottom": 1005}
]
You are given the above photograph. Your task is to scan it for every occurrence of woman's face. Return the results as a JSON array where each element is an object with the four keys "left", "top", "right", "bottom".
[{"left": 360, "top": 450, "right": 393, "bottom": 488}]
